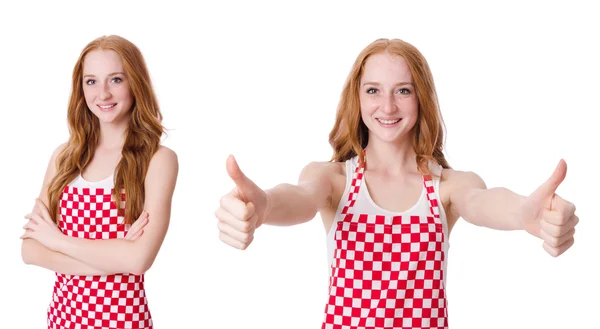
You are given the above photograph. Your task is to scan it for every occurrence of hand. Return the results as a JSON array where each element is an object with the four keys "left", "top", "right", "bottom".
[
  {"left": 521, "top": 160, "right": 578, "bottom": 257},
  {"left": 21, "top": 199, "right": 65, "bottom": 251},
  {"left": 215, "top": 155, "right": 269, "bottom": 250},
  {"left": 125, "top": 210, "right": 149, "bottom": 241}
]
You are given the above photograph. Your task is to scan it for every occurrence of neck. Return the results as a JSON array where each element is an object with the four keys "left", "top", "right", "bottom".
[
  {"left": 98, "top": 120, "right": 128, "bottom": 150},
  {"left": 364, "top": 134, "right": 417, "bottom": 175}
]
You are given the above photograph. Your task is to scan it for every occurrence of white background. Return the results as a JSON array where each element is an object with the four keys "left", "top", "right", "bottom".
[{"left": 1, "top": 1, "right": 598, "bottom": 328}]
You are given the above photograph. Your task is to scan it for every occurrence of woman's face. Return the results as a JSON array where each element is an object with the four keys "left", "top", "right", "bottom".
[
  {"left": 82, "top": 49, "right": 134, "bottom": 126},
  {"left": 359, "top": 53, "right": 419, "bottom": 146}
]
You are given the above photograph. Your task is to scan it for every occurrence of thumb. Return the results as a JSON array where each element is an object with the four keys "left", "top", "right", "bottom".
[
  {"left": 529, "top": 159, "right": 567, "bottom": 206},
  {"left": 226, "top": 155, "right": 257, "bottom": 201}
]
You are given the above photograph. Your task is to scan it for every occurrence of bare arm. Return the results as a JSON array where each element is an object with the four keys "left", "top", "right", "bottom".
[
  {"left": 23, "top": 239, "right": 112, "bottom": 275},
  {"left": 216, "top": 157, "right": 341, "bottom": 250},
  {"left": 447, "top": 170, "right": 527, "bottom": 231},
  {"left": 21, "top": 143, "right": 113, "bottom": 275},
  {"left": 51, "top": 147, "right": 178, "bottom": 275},
  {"left": 447, "top": 161, "right": 578, "bottom": 257},
  {"left": 263, "top": 161, "right": 340, "bottom": 226}
]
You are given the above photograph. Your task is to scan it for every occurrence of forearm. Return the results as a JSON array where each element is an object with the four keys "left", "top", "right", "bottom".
[
  {"left": 458, "top": 187, "right": 526, "bottom": 230},
  {"left": 264, "top": 183, "right": 322, "bottom": 226},
  {"left": 21, "top": 239, "right": 112, "bottom": 276},
  {"left": 54, "top": 236, "right": 145, "bottom": 275},
  {"left": 51, "top": 149, "right": 176, "bottom": 276}
]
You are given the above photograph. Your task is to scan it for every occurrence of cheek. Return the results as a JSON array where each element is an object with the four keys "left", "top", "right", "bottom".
[
  {"left": 360, "top": 108, "right": 369, "bottom": 125},
  {"left": 82, "top": 87, "right": 95, "bottom": 108},
  {"left": 400, "top": 98, "right": 419, "bottom": 116},
  {"left": 404, "top": 101, "right": 419, "bottom": 129},
  {"left": 359, "top": 96, "right": 377, "bottom": 116},
  {"left": 115, "top": 85, "right": 134, "bottom": 104},
  {"left": 359, "top": 102, "right": 372, "bottom": 124}
]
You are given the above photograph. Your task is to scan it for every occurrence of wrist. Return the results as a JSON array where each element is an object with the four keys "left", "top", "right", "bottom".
[
  {"left": 516, "top": 196, "right": 529, "bottom": 228},
  {"left": 262, "top": 189, "right": 274, "bottom": 227},
  {"left": 517, "top": 196, "right": 542, "bottom": 238},
  {"left": 54, "top": 234, "right": 70, "bottom": 253}
]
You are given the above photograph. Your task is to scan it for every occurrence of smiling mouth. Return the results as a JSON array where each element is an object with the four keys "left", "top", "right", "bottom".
[
  {"left": 376, "top": 118, "right": 401, "bottom": 124},
  {"left": 97, "top": 103, "right": 117, "bottom": 110}
]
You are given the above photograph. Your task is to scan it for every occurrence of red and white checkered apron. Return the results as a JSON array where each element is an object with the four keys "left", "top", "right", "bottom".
[
  {"left": 47, "top": 185, "right": 152, "bottom": 329},
  {"left": 322, "top": 157, "right": 448, "bottom": 329}
]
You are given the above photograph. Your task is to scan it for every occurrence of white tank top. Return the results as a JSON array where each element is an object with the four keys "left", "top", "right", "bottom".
[
  {"left": 69, "top": 173, "right": 115, "bottom": 189},
  {"left": 325, "top": 156, "right": 451, "bottom": 284}
]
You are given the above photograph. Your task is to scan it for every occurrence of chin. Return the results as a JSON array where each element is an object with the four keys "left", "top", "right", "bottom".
[
  {"left": 97, "top": 115, "right": 127, "bottom": 126},
  {"left": 92, "top": 109, "right": 129, "bottom": 124},
  {"left": 373, "top": 131, "right": 412, "bottom": 144}
]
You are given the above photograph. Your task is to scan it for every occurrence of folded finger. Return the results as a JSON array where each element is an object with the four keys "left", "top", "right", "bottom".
[
  {"left": 215, "top": 207, "right": 254, "bottom": 233},
  {"left": 217, "top": 220, "right": 254, "bottom": 244},
  {"left": 126, "top": 229, "right": 144, "bottom": 241},
  {"left": 35, "top": 198, "right": 54, "bottom": 223},
  {"left": 130, "top": 215, "right": 149, "bottom": 231},
  {"left": 219, "top": 194, "right": 254, "bottom": 221},
  {"left": 543, "top": 237, "right": 574, "bottom": 257},
  {"left": 218, "top": 231, "right": 250, "bottom": 250},
  {"left": 540, "top": 227, "right": 575, "bottom": 248}
]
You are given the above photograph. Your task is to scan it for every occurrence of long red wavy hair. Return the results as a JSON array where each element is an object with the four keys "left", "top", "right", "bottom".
[
  {"left": 47, "top": 35, "right": 164, "bottom": 224},
  {"left": 329, "top": 38, "right": 450, "bottom": 174}
]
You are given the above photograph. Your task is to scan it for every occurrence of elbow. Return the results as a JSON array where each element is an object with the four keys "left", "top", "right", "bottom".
[
  {"left": 128, "top": 258, "right": 155, "bottom": 276},
  {"left": 21, "top": 240, "right": 36, "bottom": 265},
  {"left": 121, "top": 241, "right": 159, "bottom": 275},
  {"left": 21, "top": 250, "right": 32, "bottom": 265},
  {"left": 129, "top": 266, "right": 148, "bottom": 276}
]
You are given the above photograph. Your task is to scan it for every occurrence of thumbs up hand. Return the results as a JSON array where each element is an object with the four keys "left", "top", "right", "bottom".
[
  {"left": 215, "top": 155, "right": 270, "bottom": 250},
  {"left": 521, "top": 160, "right": 578, "bottom": 257}
]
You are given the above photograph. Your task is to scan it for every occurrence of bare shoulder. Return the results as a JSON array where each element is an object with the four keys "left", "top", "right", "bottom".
[
  {"left": 150, "top": 146, "right": 178, "bottom": 167},
  {"left": 53, "top": 142, "right": 69, "bottom": 154},
  {"left": 50, "top": 142, "right": 69, "bottom": 162},
  {"left": 45, "top": 142, "right": 70, "bottom": 177},
  {"left": 146, "top": 146, "right": 179, "bottom": 183},
  {"left": 299, "top": 161, "right": 345, "bottom": 181},
  {"left": 440, "top": 168, "right": 487, "bottom": 193},
  {"left": 300, "top": 160, "right": 347, "bottom": 212},
  {"left": 37, "top": 142, "right": 70, "bottom": 202},
  {"left": 439, "top": 169, "right": 487, "bottom": 230}
]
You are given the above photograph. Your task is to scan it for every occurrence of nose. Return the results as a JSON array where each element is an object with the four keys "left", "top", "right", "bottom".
[
  {"left": 99, "top": 82, "right": 112, "bottom": 101},
  {"left": 380, "top": 93, "right": 396, "bottom": 114}
]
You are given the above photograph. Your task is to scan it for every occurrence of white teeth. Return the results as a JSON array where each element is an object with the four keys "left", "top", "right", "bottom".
[
  {"left": 377, "top": 118, "right": 400, "bottom": 124},
  {"left": 99, "top": 104, "right": 116, "bottom": 109}
]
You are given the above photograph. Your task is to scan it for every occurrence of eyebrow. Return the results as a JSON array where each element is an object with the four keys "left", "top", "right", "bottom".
[
  {"left": 83, "top": 72, "right": 125, "bottom": 78},
  {"left": 361, "top": 82, "right": 413, "bottom": 87}
]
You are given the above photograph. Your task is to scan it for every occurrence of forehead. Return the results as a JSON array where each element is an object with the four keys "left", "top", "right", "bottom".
[
  {"left": 82, "top": 49, "right": 124, "bottom": 74},
  {"left": 361, "top": 53, "right": 413, "bottom": 83}
]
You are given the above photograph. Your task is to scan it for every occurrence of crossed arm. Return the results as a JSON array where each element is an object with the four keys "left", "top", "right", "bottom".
[{"left": 21, "top": 145, "right": 178, "bottom": 275}]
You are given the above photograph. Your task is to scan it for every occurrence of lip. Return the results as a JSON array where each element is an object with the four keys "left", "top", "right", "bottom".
[
  {"left": 97, "top": 103, "right": 117, "bottom": 112},
  {"left": 375, "top": 117, "right": 402, "bottom": 127}
]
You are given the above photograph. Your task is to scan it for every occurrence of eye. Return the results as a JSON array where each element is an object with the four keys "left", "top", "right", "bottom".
[
  {"left": 111, "top": 77, "right": 123, "bottom": 83},
  {"left": 397, "top": 88, "right": 411, "bottom": 95},
  {"left": 366, "top": 88, "right": 378, "bottom": 94},
  {"left": 85, "top": 79, "right": 96, "bottom": 85}
]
